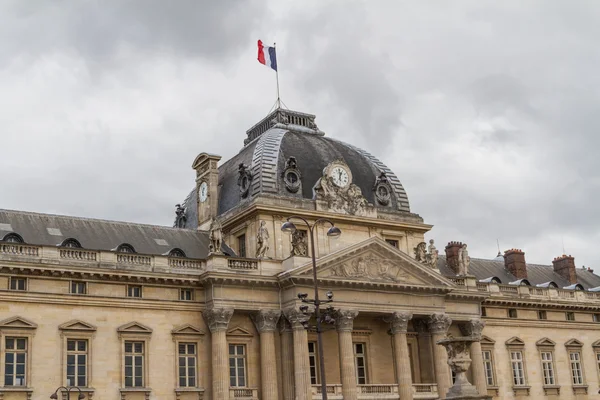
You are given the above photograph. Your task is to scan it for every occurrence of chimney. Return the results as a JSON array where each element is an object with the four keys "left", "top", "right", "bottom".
[
  {"left": 445, "top": 241, "right": 463, "bottom": 275},
  {"left": 192, "top": 152, "right": 222, "bottom": 229},
  {"left": 503, "top": 249, "right": 527, "bottom": 279},
  {"left": 553, "top": 255, "right": 577, "bottom": 284}
]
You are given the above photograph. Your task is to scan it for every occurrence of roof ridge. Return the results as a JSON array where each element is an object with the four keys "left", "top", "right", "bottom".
[{"left": 0, "top": 208, "right": 205, "bottom": 233}]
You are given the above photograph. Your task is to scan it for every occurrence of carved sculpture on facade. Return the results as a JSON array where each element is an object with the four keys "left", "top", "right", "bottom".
[
  {"left": 386, "top": 311, "right": 412, "bottom": 334},
  {"left": 326, "top": 255, "right": 407, "bottom": 282},
  {"left": 458, "top": 243, "right": 471, "bottom": 276},
  {"left": 238, "top": 163, "right": 253, "bottom": 198},
  {"left": 335, "top": 309, "right": 359, "bottom": 332},
  {"left": 209, "top": 218, "right": 223, "bottom": 254},
  {"left": 313, "top": 161, "right": 368, "bottom": 216},
  {"left": 415, "top": 242, "right": 427, "bottom": 263},
  {"left": 428, "top": 239, "right": 439, "bottom": 269},
  {"left": 437, "top": 336, "right": 487, "bottom": 399},
  {"left": 251, "top": 309, "right": 281, "bottom": 333},
  {"left": 373, "top": 171, "right": 393, "bottom": 206},
  {"left": 459, "top": 318, "right": 485, "bottom": 340},
  {"left": 282, "top": 156, "right": 302, "bottom": 193},
  {"left": 173, "top": 204, "right": 186, "bottom": 228},
  {"left": 290, "top": 229, "right": 308, "bottom": 257},
  {"left": 255, "top": 221, "right": 270, "bottom": 258},
  {"left": 202, "top": 307, "right": 233, "bottom": 332},
  {"left": 427, "top": 313, "right": 452, "bottom": 334}
]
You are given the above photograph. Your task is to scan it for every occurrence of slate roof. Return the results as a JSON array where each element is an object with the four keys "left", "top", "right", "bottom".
[
  {"left": 438, "top": 256, "right": 600, "bottom": 290},
  {"left": 0, "top": 209, "right": 213, "bottom": 259}
]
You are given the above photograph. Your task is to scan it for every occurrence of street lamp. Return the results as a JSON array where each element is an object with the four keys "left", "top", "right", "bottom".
[
  {"left": 281, "top": 216, "right": 341, "bottom": 400},
  {"left": 50, "top": 386, "right": 85, "bottom": 400}
]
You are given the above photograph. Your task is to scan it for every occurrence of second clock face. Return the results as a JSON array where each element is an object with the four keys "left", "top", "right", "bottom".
[
  {"left": 331, "top": 166, "right": 350, "bottom": 187},
  {"left": 199, "top": 182, "right": 208, "bottom": 202}
]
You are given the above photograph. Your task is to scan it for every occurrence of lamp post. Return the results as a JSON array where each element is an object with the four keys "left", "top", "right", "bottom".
[
  {"left": 50, "top": 386, "right": 85, "bottom": 400},
  {"left": 282, "top": 216, "right": 341, "bottom": 400}
]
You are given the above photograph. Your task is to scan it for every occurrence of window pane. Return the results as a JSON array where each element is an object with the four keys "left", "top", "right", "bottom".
[
  {"left": 5, "top": 339, "right": 14, "bottom": 350},
  {"left": 134, "top": 343, "right": 143, "bottom": 353},
  {"left": 188, "top": 344, "right": 196, "bottom": 354},
  {"left": 134, "top": 376, "right": 142, "bottom": 387},
  {"left": 16, "top": 354, "right": 25, "bottom": 363},
  {"left": 78, "top": 341, "right": 87, "bottom": 351},
  {"left": 16, "top": 339, "right": 26, "bottom": 350},
  {"left": 229, "top": 345, "right": 235, "bottom": 355},
  {"left": 179, "top": 344, "right": 186, "bottom": 354},
  {"left": 189, "top": 376, "right": 196, "bottom": 387},
  {"left": 77, "top": 376, "right": 86, "bottom": 386},
  {"left": 125, "top": 342, "right": 133, "bottom": 353},
  {"left": 67, "top": 340, "right": 76, "bottom": 351},
  {"left": 125, "top": 376, "right": 132, "bottom": 387},
  {"left": 5, "top": 376, "right": 13, "bottom": 386},
  {"left": 5, "top": 353, "right": 13, "bottom": 363}
]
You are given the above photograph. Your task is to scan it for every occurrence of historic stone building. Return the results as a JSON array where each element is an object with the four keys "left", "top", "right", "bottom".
[{"left": 0, "top": 108, "right": 599, "bottom": 400}]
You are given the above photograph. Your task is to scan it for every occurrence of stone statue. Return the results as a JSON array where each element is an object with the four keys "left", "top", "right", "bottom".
[
  {"left": 414, "top": 242, "right": 427, "bottom": 263},
  {"left": 174, "top": 204, "right": 187, "bottom": 228},
  {"left": 427, "top": 239, "right": 439, "bottom": 269},
  {"left": 290, "top": 230, "right": 308, "bottom": 257},
  {"left": 457, "top": 243, "right": 470, "bottom": 275},
  {"left": 209, "top": 218, "right": 223, "bottom": 254},
  {"left": 255, "top": 221, "right": 269, "bottom": 258}
]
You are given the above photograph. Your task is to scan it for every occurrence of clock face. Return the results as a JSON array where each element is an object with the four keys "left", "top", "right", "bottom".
[
  {"left": 331, "top": 166, "right": 350, "bottom": 187},
  {"left": 199, "top": 182, "right": 208, "bottom": 203}
]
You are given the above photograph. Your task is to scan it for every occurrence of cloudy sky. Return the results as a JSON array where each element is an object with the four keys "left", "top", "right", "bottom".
[{"left": 1, "top": 0, "right": 599, "bottom": 267}]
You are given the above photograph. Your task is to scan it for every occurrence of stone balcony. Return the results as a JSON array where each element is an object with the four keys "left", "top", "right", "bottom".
[
  {"left": 310, "top": 383, "right": 438, "bottom": 399},
  {"left": 229, "top": 387, "right": 258, "bottom": 399}
]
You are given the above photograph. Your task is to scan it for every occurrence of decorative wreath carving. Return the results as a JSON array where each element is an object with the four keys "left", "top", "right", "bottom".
[
  {"left": 281, "top": 156, "right": 302, "bottom": 193},
  {"left": 373, "top": 171, "right": 393, "bottom": 206},
  {"left": 238, "top": 163, "right": 253, "bottom": 198}
]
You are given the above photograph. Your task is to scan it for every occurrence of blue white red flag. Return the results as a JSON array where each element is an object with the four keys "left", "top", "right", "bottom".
[{"left": 257, "top": 40, "right": 277, "bottom": 71}]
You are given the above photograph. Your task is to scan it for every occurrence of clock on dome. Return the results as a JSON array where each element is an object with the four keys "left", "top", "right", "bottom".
[
  {"left": 199, "top": 181, "right": 208, "bottom": 203},
  {"left": 331, "top": 166, "right": 350, "bottom": 188}
]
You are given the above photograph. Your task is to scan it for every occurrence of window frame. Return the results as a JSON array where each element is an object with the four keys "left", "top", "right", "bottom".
[
  {"left": 179, "top": 289, "right": 194, "bottom": 301},
  {"left": 565, "top": 312, "right": 575, "bottom": 321},
  {"left": 505, "top": 337, "right": 529, "bottom": 395},
  {"left": 172, "top": 324, "right": 205, "bottom": 396},
  {"left": 228, "top": 343, "right": 247, "bottom": 388},
  {"left": 70, "top": 281, "right": 87, "bottom": 295},
  {"left": 385, "top": 239, "right": 399, "bottom": 249},
  {"left": 482, "top": 349, "right": 496, "bottom": 387},
  {"left": 237, "top": 234, "right": 247, "bottom": 258},
  {"left": 537, "top": 310, "right": 547, "bottom": 320},
  {"left": 59, "top": 319, "right": 96, "bottom": 392},
  {"left": 0, "top": 316, "right": 37, "bottom": 392},
  {"left": 4, "top": 337, "right": 28, "bottom": 387},
  {"left": 480, "top": 336, "right": 497, "bottom": 395},
  {"left": 507, "top": 308, "right": 518, "bottom": 319},
  {"left": 117, "top": 322, "right": 152, "bottom": 395},
  {"left": 353, "top": 342, "right": 368, "bottom": 385},
  {"left": 308, "top": 341, "right": 319, "bottom": 385},
  {"left": 565, "top": 339, "right": 587, "bottom": 393},
  {"left": 66, "top": 339, "right": 89, "bottom": 387},
  {"left": 127, "top": 285, "right": 143, "bottom": 298},
  {"left": 8, "top": 277, "right": 27, "bottom": 292}
]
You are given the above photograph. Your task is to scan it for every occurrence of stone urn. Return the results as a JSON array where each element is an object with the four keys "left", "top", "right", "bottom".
[{"left": 437, "top": 336, "right": 491, "bottom": 400}]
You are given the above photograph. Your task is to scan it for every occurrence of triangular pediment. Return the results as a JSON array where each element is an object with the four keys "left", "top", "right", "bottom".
[
  {"left": 565, "top": 338, "right": 583, "bottom": 347},
  {"left": 282, "top": 237, "right": 454, "bottom": 287},
  {"left": 59, "top": 320, "right": 97, "bottom": 332},
  {"left": 226, "top": 326, "right": 253, "bottom": 337},
  {"left": 117, "top": 321, "right": 153, "bottom": 334},
  {"left": 480, "top": 335, "right": 496, "bottom": 345},
  {"left": 506, "top": 336, "right": 525, "bottom": 346},
  {"left": 0, "top": 316, "right": 37, "bottom": 330},
  {"left": 172, "top": 324, "right": 205, "bottom": 336},
  {"left": 536, "top": 338, "right": 556, "bottom": 347}
]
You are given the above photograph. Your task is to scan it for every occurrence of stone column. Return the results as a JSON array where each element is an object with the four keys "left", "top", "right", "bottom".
[
  {"left": 428, "top": 313, "right": 452, "bottom": 399},
  {"left": 203, "top": 307, "right": 234, "bottom": 400},
  {"left": 252, "top": 310, "right": 282, "bottom": 400},
  {"left": 388, "top": 312, "right": 413, "bottom": 400},
  {"left": 336, "top": 309, "right": 359, "bottom": 400},
  {"left": 284, "top": 307, "right": 311, "bottom": 400},
  {"left": 459, "top": 319, "right": 487, "bottom": 396},
  {"left": 415, "top": 320, "right": 434, "bottom": 383},
  {"left": 280, "top": 319, "right": 295, "bottom": 400}
]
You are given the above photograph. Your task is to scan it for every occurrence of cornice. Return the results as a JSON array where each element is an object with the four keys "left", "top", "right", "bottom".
[
  {"left": 483, "top": 298, "right": 600, "bottom": 311},
  {"left": 483, "top": 318, "right": 600, "bottom": 330},
  {"left": 282, "top": 276, "right": 452, "bottom": 294},
  {"left": 200, "top": 272, "right": 280, "bottom": 288}
]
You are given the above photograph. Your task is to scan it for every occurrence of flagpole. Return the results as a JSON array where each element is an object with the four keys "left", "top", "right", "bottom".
[{"left": 274, "top": 42, "right": 281, "bottom": 109}]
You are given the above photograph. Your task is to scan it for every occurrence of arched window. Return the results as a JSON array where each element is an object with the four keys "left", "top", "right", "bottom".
[
  {"left": 168, "top": 248, "right": 186, "bottom": 258},
  {"left": 116, "top": 243, "right": 136, "bottom": 253},
  {"left": 60, "top": 238, "right": 82, "bottom": 248},
  {"left": 2, "top": 233, "right": 24, "bottom": 243}
]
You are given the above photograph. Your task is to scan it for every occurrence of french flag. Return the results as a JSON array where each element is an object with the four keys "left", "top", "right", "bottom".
[{"left": 257, "top": 40, "right": 277, "bottom": 71}]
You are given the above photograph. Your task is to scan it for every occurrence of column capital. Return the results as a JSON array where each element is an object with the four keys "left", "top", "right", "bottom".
[
  {"left": 414, "top": 319, "right": 430, "bottom": 334},
  {"left": 335, "top": 309, "right": 359, "bottom": 332},
  {"left": 252, "top": 309, "right": 282, "bottom": 333},
  {"left": 283, "top": 307, "right": 311, "bottom": 330},
  {"left": 458, "top": 318, "right": 485, "bottom": 340},
  {"left": 203, "top": 307, "right": 234, "bottom": 333},
  {"left": 427, "top": 313, "right": 452, "bottom": 334},
  {"left": 386, "top": 311, "right": 412, "bottom": 334},
  {"left": 279, "top": 317, "right": 293, "bottom": 334}
]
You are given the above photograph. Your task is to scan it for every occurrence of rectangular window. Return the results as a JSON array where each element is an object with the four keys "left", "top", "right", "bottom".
[
  {"left": 178, "top": 343, "right": 197, "bottom": 388},
  {"left": 237, "top": 235, "right": 246, "bottom": 258},
  {"left": 596, "top": 352, "right": 600, "bottom": 376},
  {"left": 308, "top": 342, "right": 319, "bottom": 384},
  {"left": 354, "top": 343, "right": 367, "bottom": 385},
  {"left": 124, "top": 341, "right": 144, "bottom": 387},
  {"left": 482, "top": 350, "right": 495, "bottom": 386},
  {"left": 71, "top": 281, "right": 87, "bottom": 295},
  {"left": 127, "top": 285, "right": 142, "bottom": 298},
  {"left": 570, "top": 351, "right": 584, "bottom": 385},
  {"left": 9, "top": 277, "right": 26, "bottom": 291},
  {"left": 229, "top": 344, "right": 246, "bottom": 387},
  {"left": 593, "top": 314, "right": 600, "bottom": 323},
  {"left": 508, "top": 309, "right": 518, "bottom": 319},
  {"left": 538, "top": 310, "right": 547, "bottom": 320},
  {"left": 481, "top": 307, "right": 487, "bottom": 317},
  {"left": 67, "top": 339, "right": 88, "bottom": 387},
  {"left": 4, "top": 337, "right": 27, "bottom": 386},
  {"left": 540, "top": 351, "right": 555, "bottom": 385},
  {"left": 385, "top": 239, "right": 399, "bottom": 249},
  {"left": 566, "top": 312, "right": 575, "bottom": 321},
  {"left": 180, "top": 289, "right": 193, "bottom": 301},
  {"left": 510, "top": 351, "right": 526, "bottom": 386}
]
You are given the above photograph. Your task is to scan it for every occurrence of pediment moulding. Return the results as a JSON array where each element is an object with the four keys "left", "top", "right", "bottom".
[
  {"left": 171, "top": 324, "right": 205, "bottom": 336},
  {"left": 505, "top": 336, "right": 525, "bottom": 347},
  {"left": 226, "top": 326, "right": 254, "bottom": 337},
  {"left": 0, "top": 316, "right": 37, "bottom": 330},
  {"left": 58, "top": 319, "right": 97, "bottom": 332},
  {"left": 565, "top": 338, "right": 583, "bottom": 348},
  {"left": 480, "top": 335, "right": 495, "bottom": 345},
  {"left": 117, "top": 321, "right": 153, "bottom": 335},
  {"left": 536, "top": 337, "right": 556, "bottom": 347}
]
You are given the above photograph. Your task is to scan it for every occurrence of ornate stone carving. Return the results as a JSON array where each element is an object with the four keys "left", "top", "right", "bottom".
[
  {"left": 252, "top": 309, "right": 281, "bottom": 333},
  {"left": 428, "top": 239, "right": 439, "bottom": 269},
  {"left": 255, "top": 221, "right": 270, "bottom": 258},
  {"left": 282, "top": 157, "right": 302, "bottom": 193},
  {"left": 437, "top": 337, "right": 484, "bottom": 399},
  {"left": 373, "top": 172, "right": 393, "bottom": 206},
  {"left": 414, "top": 242, "right": 427, "bottom": 263},
  {"left": 203, "top": 307, "right": 233, "bottom": 333},
  {"left": 324, "top": 255, "right": 408, "bottom": 283},
  {"left": 386, "top": 311, "right": 412, "bottom": 335},
  {"left": 209, "top": 218, "right": 223, "bottom": 254},
  {"left": 283, "top": 307, "right": 311, "bottom": 330},
  {"left": 458, "top": 243, "right": 470, "bottom": 276},
  {"left": 313, "top": 161, "right": 367, "bottom": 216},
  {"left": 238, "top": 163, "right": 253, "bottom": 198},
  {"left": 173, "top": 204, "right": 186, "bottom": 228},
  {"left": 428, "top": 313, "right": 452, "bottom": 334},
  {"left": 335, "top": 309, "right": 358, "bottom": 332},
  {"left": 290, "top": 230, "right": 308, "bottom": 257},
  {"left": 459, "top": 318, "right": 485, "bottom": 340},
  {"left": 279, "top": 317, "right": 293, "bottom": 334},
  {"left": 414, "top": 319, "right": 430, "bottom": 334}
]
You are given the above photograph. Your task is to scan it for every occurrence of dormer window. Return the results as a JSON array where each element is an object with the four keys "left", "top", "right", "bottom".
[
  {"left": 60, "top": 238, "right": 82, "bottom": 248},
  {"left": 168, "top": 248, "right": 186, "bottom": 258},
  {"left": 116, "top": 244, "right": 136, "bottom": 253},
  {"left": 2, "top": 233, "right": 24, "bottom": 243}
]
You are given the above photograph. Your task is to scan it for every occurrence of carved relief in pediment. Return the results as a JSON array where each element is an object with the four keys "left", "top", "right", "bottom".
[{"left": 317, "top": 254, "right": 412, "bottom": 283}]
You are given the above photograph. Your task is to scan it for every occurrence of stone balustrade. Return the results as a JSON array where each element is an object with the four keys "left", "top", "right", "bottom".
[
  {"left": 168, "top": 257, "right": 204, "bottom": 269},
  {"left": 228, "top": 258, "right": 258, "bottom": 270},
  {"left": 116, "top": 253, "right": 153, "bottom": 266},
  {"left": 476, "top": 281, "right": 595, "bottom": 303},
  {"left": 0, "top": 243, "right": 39, "bottom": 256},
  {"left": 59, "top": 248, "right": 98, "bottom": 261},
  {"left": 229, "top": 387, "right": 258, "bottom": 399},
  {"left": 308, "top": 384, "right": 438, "bottom": 399},
  {"left": 412, "top": 384, "right": 439, "bottom": 399},
  {"left": 449, "top": 277, "right": 466, "bottom": 286}
]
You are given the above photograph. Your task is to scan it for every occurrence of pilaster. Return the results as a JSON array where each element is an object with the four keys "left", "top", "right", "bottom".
[
  {"left": 252, "top": 310, "right": 281, "bottom": 400},
  {"left": 203, "top": 308, "right": 233, "bottom": 400},
  {"left": 283, "top": 307, "right": 311, "bottom": 400},
  {"left": 336, "top": 309, "right": 359, "bottom": 400},
  {"left": 388, "top": 311, "right": 413, "bottom": 400}
]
